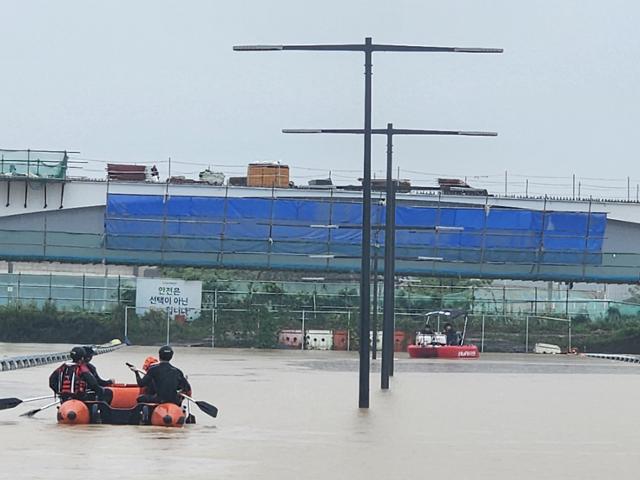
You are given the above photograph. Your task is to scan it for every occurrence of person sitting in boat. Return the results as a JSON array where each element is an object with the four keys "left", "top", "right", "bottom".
[
  {"left": 138, "top": 355, "right": 159, "bottom": 397},
  {"left": 142, "top": 355, "right": 159, "bottom": 372},
  {"left": 420, "top": 324, "right": 434, "bottom": 335},
  {"left": 444, "top": 323, "right": 460, "bottom": 346},
  {"left": 49, "top": 346, "right": 113, "bottom": 404},
  {"left": 83, "top": 346, "right": 114, "bottom": 387},
  {"left": 130, "top": 346, "right": 191, "bottom": 406}
]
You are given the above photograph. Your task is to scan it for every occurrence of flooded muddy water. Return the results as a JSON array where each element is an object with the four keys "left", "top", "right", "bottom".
[{"left": 1, "top": 344, "right": 640, "bottom": 479}]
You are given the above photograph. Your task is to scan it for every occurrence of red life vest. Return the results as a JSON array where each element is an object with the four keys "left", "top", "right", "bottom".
[{"left": 55, "top": 363, "right": 89, "bottom": 397}]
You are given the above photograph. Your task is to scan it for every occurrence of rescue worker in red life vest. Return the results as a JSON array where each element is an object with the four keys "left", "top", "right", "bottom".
[
  {"left": 83, "top": 346, "right": 114, "bottom": 387},
  {"left": 49, "top": 346, "right": 113, "bottom": 404},
  {"left": 138, "top": 356, "right": 159, "bottom": 397},
  {"left": 130, "top": 346, "right": 191, "bottom": 406}
]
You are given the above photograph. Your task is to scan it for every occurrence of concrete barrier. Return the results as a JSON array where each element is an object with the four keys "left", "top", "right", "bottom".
[{"left": 0, "top": 341, "right": 124, "bottom": 372}]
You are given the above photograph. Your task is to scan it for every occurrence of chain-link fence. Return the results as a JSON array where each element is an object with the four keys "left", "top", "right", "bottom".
[
  {"left": 391, "top": 312, "right": 574, "bottom": 353},
  {"left": 122, "top": 304, "right": 579, "bottom": 354},
  {"left": 2, "top": 273, "right": 640, "bottom": 321},
  {"left": 1, "top": 272, "right": 638, "bottom": 352},
  {"left": 123, "top": 306, "right": 358, "bottom": 349},
  {"left": 456, "top": 314, "right": 572, "bottom": 353}
]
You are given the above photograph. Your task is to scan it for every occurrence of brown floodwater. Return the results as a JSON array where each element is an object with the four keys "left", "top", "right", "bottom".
[{"left": 1, "top": 344, "right": 640, "bottom": 479}]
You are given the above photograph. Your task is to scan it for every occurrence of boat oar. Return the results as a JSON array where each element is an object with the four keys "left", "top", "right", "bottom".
[
  {"left": 180, "top": 393, "right": 218, "bottom": 418},
  {"left": 0, "top": 395, "right": 54, "bottom": 411},
  {"left": 126, "top": 362, "right": 140, "bottom": 371},
  {"left": 20, "top": 399, "right": 60, "bottom": 418}
]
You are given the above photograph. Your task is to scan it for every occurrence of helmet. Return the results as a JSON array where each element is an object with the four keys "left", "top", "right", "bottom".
[
  {"left": 143, "top": 356, "right": 159, "bottom": 372},
  {"left": 83, "top": 346, "right": 96, "bottom": 361},
  {"left": 158, "top": 345, "right": 174, "bottom": 361},
  {"left": 70, "top": 346, "right": 86, "bottom": 363}
]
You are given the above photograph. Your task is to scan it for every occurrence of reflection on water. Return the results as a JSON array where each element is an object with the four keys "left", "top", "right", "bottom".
[{"left": 1, "top": 345, "right": 640, "bottom": 479}]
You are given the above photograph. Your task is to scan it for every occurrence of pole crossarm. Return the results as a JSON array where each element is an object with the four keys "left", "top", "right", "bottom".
[
  {"left": 234, "top": 44, "right": 503, "bottom": 54},
  {"left": 372, "top": 45, "right": 502, "bottom": 53},
  {"left": 283, "top": 128, "right": 497, "bottom": 136}
]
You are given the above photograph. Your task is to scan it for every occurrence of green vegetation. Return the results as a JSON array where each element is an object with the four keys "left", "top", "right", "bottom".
[
  {"left": 0, "top": 302, "right": 121, "bottom": 344},
  {"left": 1, "top": 271, "right": 640, "bottom": 354}
]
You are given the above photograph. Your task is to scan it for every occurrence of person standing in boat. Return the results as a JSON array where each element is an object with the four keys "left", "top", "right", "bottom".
[
  {"left": 443, "top": 323, "right": 460, "bottom": 346},
  {"left": 130, "top": 346, "right": 191, "bottom": 406},
  {"left": 49, "top": 346, "right": 113, "bottom": 404},
  {"left": 83, "top": 346, "right": 114, "bottom": 387}
]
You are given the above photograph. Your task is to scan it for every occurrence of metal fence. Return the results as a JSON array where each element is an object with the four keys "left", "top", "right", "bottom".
[
  {"left": 121, "top": 305, "right": 577, "bottom": 353},
  {"left": 0, "top": 273, "right": 593, "bottom": 353},
  {"left": 0, "top": 273, "right": 133, "bottom": 311},
  {"left": 1, "top": 273, "right": 639, "bottom": 322},
  {"left": 122, "top": 305, "right": 355, "bottom": 349}
]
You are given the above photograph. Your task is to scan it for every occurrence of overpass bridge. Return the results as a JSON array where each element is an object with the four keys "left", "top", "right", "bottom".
[{"left": 0, "top": 176, "right": 639, "bottom": 283}]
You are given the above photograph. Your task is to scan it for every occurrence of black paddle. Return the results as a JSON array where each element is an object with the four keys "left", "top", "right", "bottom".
[
  {"left": 180, "top": 393, "right": 218, "bottom": 418},
  {"left": 20, "top": 400, "right": 60, "bottom": 418},
  {"left": 126, "top": 362, "right": 141, "bottom": 373},
  {"left": 125, "top": 362, "right": 218, "bottom": 418},
  {"left": 0, "top": 395, "right": 53, "bottom": 411}
]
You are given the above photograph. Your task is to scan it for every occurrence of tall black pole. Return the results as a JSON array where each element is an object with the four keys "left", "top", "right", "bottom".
[
  {"left": 372, "top": 248, "right": 379, "bottom": 360},
  {"left": 283, "top": 127, "right": 497, "bottom": 393},
  {"left": 236, "top": 39, "right": 501, "bottom": 409},
  {"left": 359, "top": 36, "right": 372, "bottom": 409},
  {"left": 389, "top": 174, "right": 396, "bottom": 377},
  {"left": 382, "top": 123, "right": 394, "bottom": 389}
]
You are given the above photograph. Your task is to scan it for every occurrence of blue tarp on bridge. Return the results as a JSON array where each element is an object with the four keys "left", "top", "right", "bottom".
[{"left": 105, "top": 194, "right": 606, "bottom": 267}]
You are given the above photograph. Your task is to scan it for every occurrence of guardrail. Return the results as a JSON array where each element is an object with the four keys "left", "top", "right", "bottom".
[
  {"left": 585, "top": 353, "right": 640, "bottom": 364},
  {"left": 0, "top": 340, "right": 124, "bottom": 372}
]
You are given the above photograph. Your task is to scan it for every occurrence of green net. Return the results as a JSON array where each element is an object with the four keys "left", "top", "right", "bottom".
[{"left": 0, "top": 150, "right": 67, "bottom": 180}]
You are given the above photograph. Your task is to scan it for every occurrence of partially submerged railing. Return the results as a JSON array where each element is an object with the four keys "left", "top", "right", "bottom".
[
  {"left": 0, "top": 340, "right": 123, "bottom": 372},
  {"left": 585, "top": 353, "right": 640, "bottom": 364}
]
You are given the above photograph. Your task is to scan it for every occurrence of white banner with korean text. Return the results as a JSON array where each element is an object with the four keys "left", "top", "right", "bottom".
[{"left": 135, "top": 278, "right": 202, "bottom": 321}]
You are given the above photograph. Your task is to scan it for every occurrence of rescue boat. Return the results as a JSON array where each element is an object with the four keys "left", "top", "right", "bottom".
[
  {"left": 407, "top": 343, "right": 480, "bottom": 359},
  {"left": 56, "top": 384, "right": 193, "bottom": 427},
  {"left": 407, "top": 310, "right": 480, "bottom": 360}
]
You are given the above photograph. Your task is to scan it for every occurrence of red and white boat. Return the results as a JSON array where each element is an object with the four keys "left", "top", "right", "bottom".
[{"left": 407, "top": 310, "right": 480, "bottom": 359}]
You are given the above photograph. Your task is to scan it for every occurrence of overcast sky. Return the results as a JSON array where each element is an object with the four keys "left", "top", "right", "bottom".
[{"left": 1, "top": 1, "right": 638, "bottom": 197}]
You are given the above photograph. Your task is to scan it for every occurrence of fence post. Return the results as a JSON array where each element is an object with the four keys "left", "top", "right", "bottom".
[
  {"left": 525, "top": 315, "right": 529, "bottom": 353},
  {"left": 481, "top": 314, "right": 485, "bottom": 353},
  {"left": 347, "top": 310, "right": 351, "bottom": 351},
  {"left": 568, "top": 318, "right": 572, "bottom": 352},
  {"left": 124, "top": 306, "right": 129, "bottom": 344},
  {"left": 166, "top": 310, "right": 170, "bottom": 345},
  {"left": 301, "top": 310, "right": 306, "bottom": 351},
  {"left": 212, "top": 288, "right": 218, "bottom": 349},
  {"left": 82, "top": 274, "right": 86, "bottom": 310},
  {"left": 471, "top": 285, "right": 475, "bottom": 314},
  {"left": 502, "top": 285, "right": 506, "bottom": 320},
  {"left": 211, "top": 308, "right": 216, "bottom": 348}
]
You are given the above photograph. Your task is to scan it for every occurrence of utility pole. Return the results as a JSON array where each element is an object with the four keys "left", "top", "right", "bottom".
[
  {"left": 283, "top": 125, "right": 496, "bottom": 390},
  {"left": 235, "top": 37, "right": 502, "bottom": 408}
]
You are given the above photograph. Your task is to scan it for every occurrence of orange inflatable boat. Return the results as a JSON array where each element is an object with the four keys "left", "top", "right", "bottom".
[{"left": 57, "top": 384, "right": 192, "bottom": 427}]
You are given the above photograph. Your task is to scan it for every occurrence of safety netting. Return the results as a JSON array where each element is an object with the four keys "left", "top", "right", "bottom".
[
  {"left": 105, "top": 194, "right": 606, "bottom": 269},
  {"left": 0, "top": 149, "right": 68, "bottom": 180}
]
